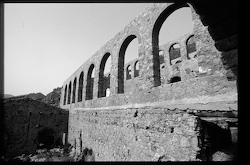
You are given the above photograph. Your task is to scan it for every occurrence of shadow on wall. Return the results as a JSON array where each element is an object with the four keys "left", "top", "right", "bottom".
[
  {"left": 37, "top": 127, "right": 58, "bottom": 150},
  {"left": 197, "top": 119, "right": 237, "bottom": 161},
  {"left": 77, "top": 147, "right": 95, "bottom": 162},
  {"left": 3, "top": 98, "right": 69, "bottom": 158}
]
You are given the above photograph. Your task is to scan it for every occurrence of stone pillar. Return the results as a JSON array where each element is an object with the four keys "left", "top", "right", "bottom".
[
  {"left": 62, "top": 133, "right": 66, "bottom": 145},
  {"left": 109, "top": 53, "right": 117, "bottom": 96},
  {"left": 74, "top": 75, "right": 79, "bottom": 107},
  {"left": 179, "top": 40, "right": 188, "bottom": 81},
  {"left": 131, "top": 61, "right": 135, "bottom": 78},
  {"left": 93, "top": 65, "right": 99, "bottom": 100}
]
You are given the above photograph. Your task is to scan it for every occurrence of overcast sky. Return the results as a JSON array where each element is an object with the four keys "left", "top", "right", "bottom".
[{"left": 4, "top": 3, "right": 193, "bottom": 96}]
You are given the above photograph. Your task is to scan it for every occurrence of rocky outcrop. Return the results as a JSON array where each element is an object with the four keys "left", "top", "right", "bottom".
[
  {"left": 27, "top": 93, "right": 45, "bottom": 101},
  {"left": 41, "top": 87, "right": 61, "bottom": 108}
]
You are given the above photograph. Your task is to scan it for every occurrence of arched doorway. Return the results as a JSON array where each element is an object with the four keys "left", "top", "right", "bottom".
[{"left": 152, "top": 2, "right": 193, "bottom": 86}]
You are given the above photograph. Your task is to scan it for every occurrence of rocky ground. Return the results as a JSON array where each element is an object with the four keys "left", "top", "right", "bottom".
[
  {"left": 41, "top": 87, "right": 61, "bottom": 107},
  {"left": 1, "top": 144, "right": 95, "bottom": 162},
  {"left": 1, "top": 143, "right": 237, "bottom": 162}
]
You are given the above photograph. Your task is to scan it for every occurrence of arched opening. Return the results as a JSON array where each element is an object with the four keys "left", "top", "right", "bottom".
[
  {"left": 152, "top": 3, "right": 193, "bottom": 86},
  {"left": 126, "top": 65, "right": 132, "bottom": 80},
  {"left": 98, "top": 53, "right": 111, "bottom": 98},
  {"left": 86, "top": 64, "right": 95, "bottom": 100},
  {"left": 72, "top": 77, "right": 77, "bottom": 103},
  {"left": 106, "top": 87, "right": 110, "bottom": 97},
  {"left": 169, "top": 76, "right": 181, "bottom": 83},
  {"left": 134, "top": 61, "right": 139, "bottom": 77},
  {"left": 78, "top": 71, "right": 84, "bottom": 102},
  {"left": 67, "top": 81, "right": 71, "bottom": 104},
  {"left": 169, "top": 43, "right": 181, "bottom": 65},
  {"left": 159, "top": 6, "right": 193, "bottom": 46},
  {"left": 186, "top": 35, "right": 197, "bottom": 59},
  {"left": 118, "top": 35, "right": 138, "bottom": 93},
  {"left": 37, "top": 127, "right": 56, "bottom": 149},
  {"left": 63, "top": 85, "right": 67, "bottom": 105}
]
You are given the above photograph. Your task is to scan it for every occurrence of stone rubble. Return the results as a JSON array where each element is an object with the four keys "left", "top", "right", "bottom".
[{"left": 2, "top": 143, "right": 97, "bottom": 162}]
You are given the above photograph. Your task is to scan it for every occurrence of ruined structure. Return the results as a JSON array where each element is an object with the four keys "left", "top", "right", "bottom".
[
  {"left": 3, "top": 98, "right": 69, "bottom": 158},
  {"left": 60, "top": 2, "right": 238, "bottom": 161}
]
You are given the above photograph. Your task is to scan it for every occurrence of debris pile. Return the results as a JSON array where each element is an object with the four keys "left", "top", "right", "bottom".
[{"left": 2, "top": 144, "right": 74, "bottom": 162}]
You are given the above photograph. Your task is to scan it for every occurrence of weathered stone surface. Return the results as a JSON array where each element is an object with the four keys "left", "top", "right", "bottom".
[
  {"left": 191, "top": 137, "right": 199, "bottom": 151},
  {"left": 180, "top": 137, "right": 190, "bottom": 148},
  {"left": 41, "top": 87, "right": 61, "bottom": 108},
  {"left": 56, "top": 2, "right": 238, "bottom": 162},
  {"left": 59, "top": 2, "right": 238, "bottom": 110},
  {"left": 212, "top": 151, "right": 234, "bottom": 161},
  {"left": 68, "top": 108, "right": 201, "bottom": 161}
]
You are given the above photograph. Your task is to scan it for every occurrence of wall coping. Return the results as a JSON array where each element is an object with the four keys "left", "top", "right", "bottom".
[{"left": 71, "top": 91, "right": 237, "bottom": 112}]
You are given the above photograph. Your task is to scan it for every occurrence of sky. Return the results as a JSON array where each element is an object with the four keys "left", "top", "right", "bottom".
[{"left": 4, "top": 3, "right": 193, "bottom": 96}]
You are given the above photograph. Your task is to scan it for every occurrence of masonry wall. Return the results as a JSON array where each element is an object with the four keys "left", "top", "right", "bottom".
[
  {"left": 59, "top": 3, "right": 228, "bottom": 110},
  {"left": 68, "top": 105, "right": 237, "bottom": 161},
  {"left": 3, "top": 98, "right": 69, "bottom": 158},
  {"left": 60, "top": 2, "right": 238, "bottom": 161},
  {"left": 69, "top": 107, "right": 200, "bottom": 161}
]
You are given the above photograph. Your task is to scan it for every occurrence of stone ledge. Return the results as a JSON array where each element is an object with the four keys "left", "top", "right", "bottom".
[{"left": 72, "top": 91, "right": 237, "bottom": 113}]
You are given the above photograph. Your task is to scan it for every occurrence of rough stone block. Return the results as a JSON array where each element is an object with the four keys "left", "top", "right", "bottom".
[
  {"left": 180, "top": 137, "right": 190, "bottom": 148},
  {"left": 221, "top": 49, "right": 238, "bottom": 69}
]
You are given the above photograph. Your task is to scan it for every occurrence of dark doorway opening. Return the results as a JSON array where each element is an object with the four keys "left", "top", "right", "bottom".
[{"left": 37, "top": 127, "right": 56, "bottom": 149}]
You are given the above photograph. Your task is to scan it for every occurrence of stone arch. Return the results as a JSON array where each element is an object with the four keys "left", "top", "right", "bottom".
[
  {"left": 72, "top": 77, "right": 77, "bottom": 103},
  {"left": 134, "top": 60, "right": 139, "bottom": 77},
  {"left": 86, "top": 64, "right": 95, "bottom": 100},
  {"left": 78, "top": 71, "right": 84, "bottom": 102},
  {"left": 126, "top": 65, "right": 132, "bottom": 80},
  {"left": 152, "top": 2, "right": 189, "bottom": 87},
  {"left": 118, "top": 33, "right": 140, "bottom": 94},
  {"left": 63, "top": 85, "right": 67, "bottom": 105},
  {"left": 98, "top": 52, "right": 111, "bottom": 98},
  {"left": 186, "top": 34, "right": 197, "bottom": 59},
  {"left": 169, "top": 43, "right": 181, "bottom": 65},
  {"left": 67, "top": 81, "right": 72, "bottom": 104}
]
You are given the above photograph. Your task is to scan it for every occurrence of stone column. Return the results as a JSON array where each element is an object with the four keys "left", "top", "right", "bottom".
[{"left": 179, "top": 40, "right": 188, "bottom": 81}]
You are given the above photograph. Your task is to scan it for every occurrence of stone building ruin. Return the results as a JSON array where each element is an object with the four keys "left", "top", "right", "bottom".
[{"left": 60, "top": 2, "right": 238, "bottom": 161}]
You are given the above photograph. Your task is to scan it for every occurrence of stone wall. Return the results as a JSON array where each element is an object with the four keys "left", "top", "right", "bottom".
[
  {"left": 3, "top": 98, "right": 69, "bottom": 158},
  {"left": 59, "top": 3, "right": 228, "bottom": 110},
  {"left": 59, "top": 2, "right": 238, "bottom": 161},
  {"left": 62, "top": 74, "right": 237, "bottom": 109},
  {"left": 68, "top": 105, "right": 237, "bottom": 161}
]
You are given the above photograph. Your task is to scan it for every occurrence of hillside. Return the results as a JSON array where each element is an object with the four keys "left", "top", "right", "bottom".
[
  {"left": 41, "top": 87, "right": 61, "bottom": 108},
  {"left": 4, "top": 88, "right": 61, "bottom": 108},
  {"left": 4, "top": 94, "right": 14, "bottom": 98},
  {"left": 27, "top": 93, "right": 45, "bottom": 101}
]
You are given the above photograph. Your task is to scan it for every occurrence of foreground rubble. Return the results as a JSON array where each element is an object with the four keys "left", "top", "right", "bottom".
[{"left": 1, "top": 144, "right": 95, "bottom": 162}]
